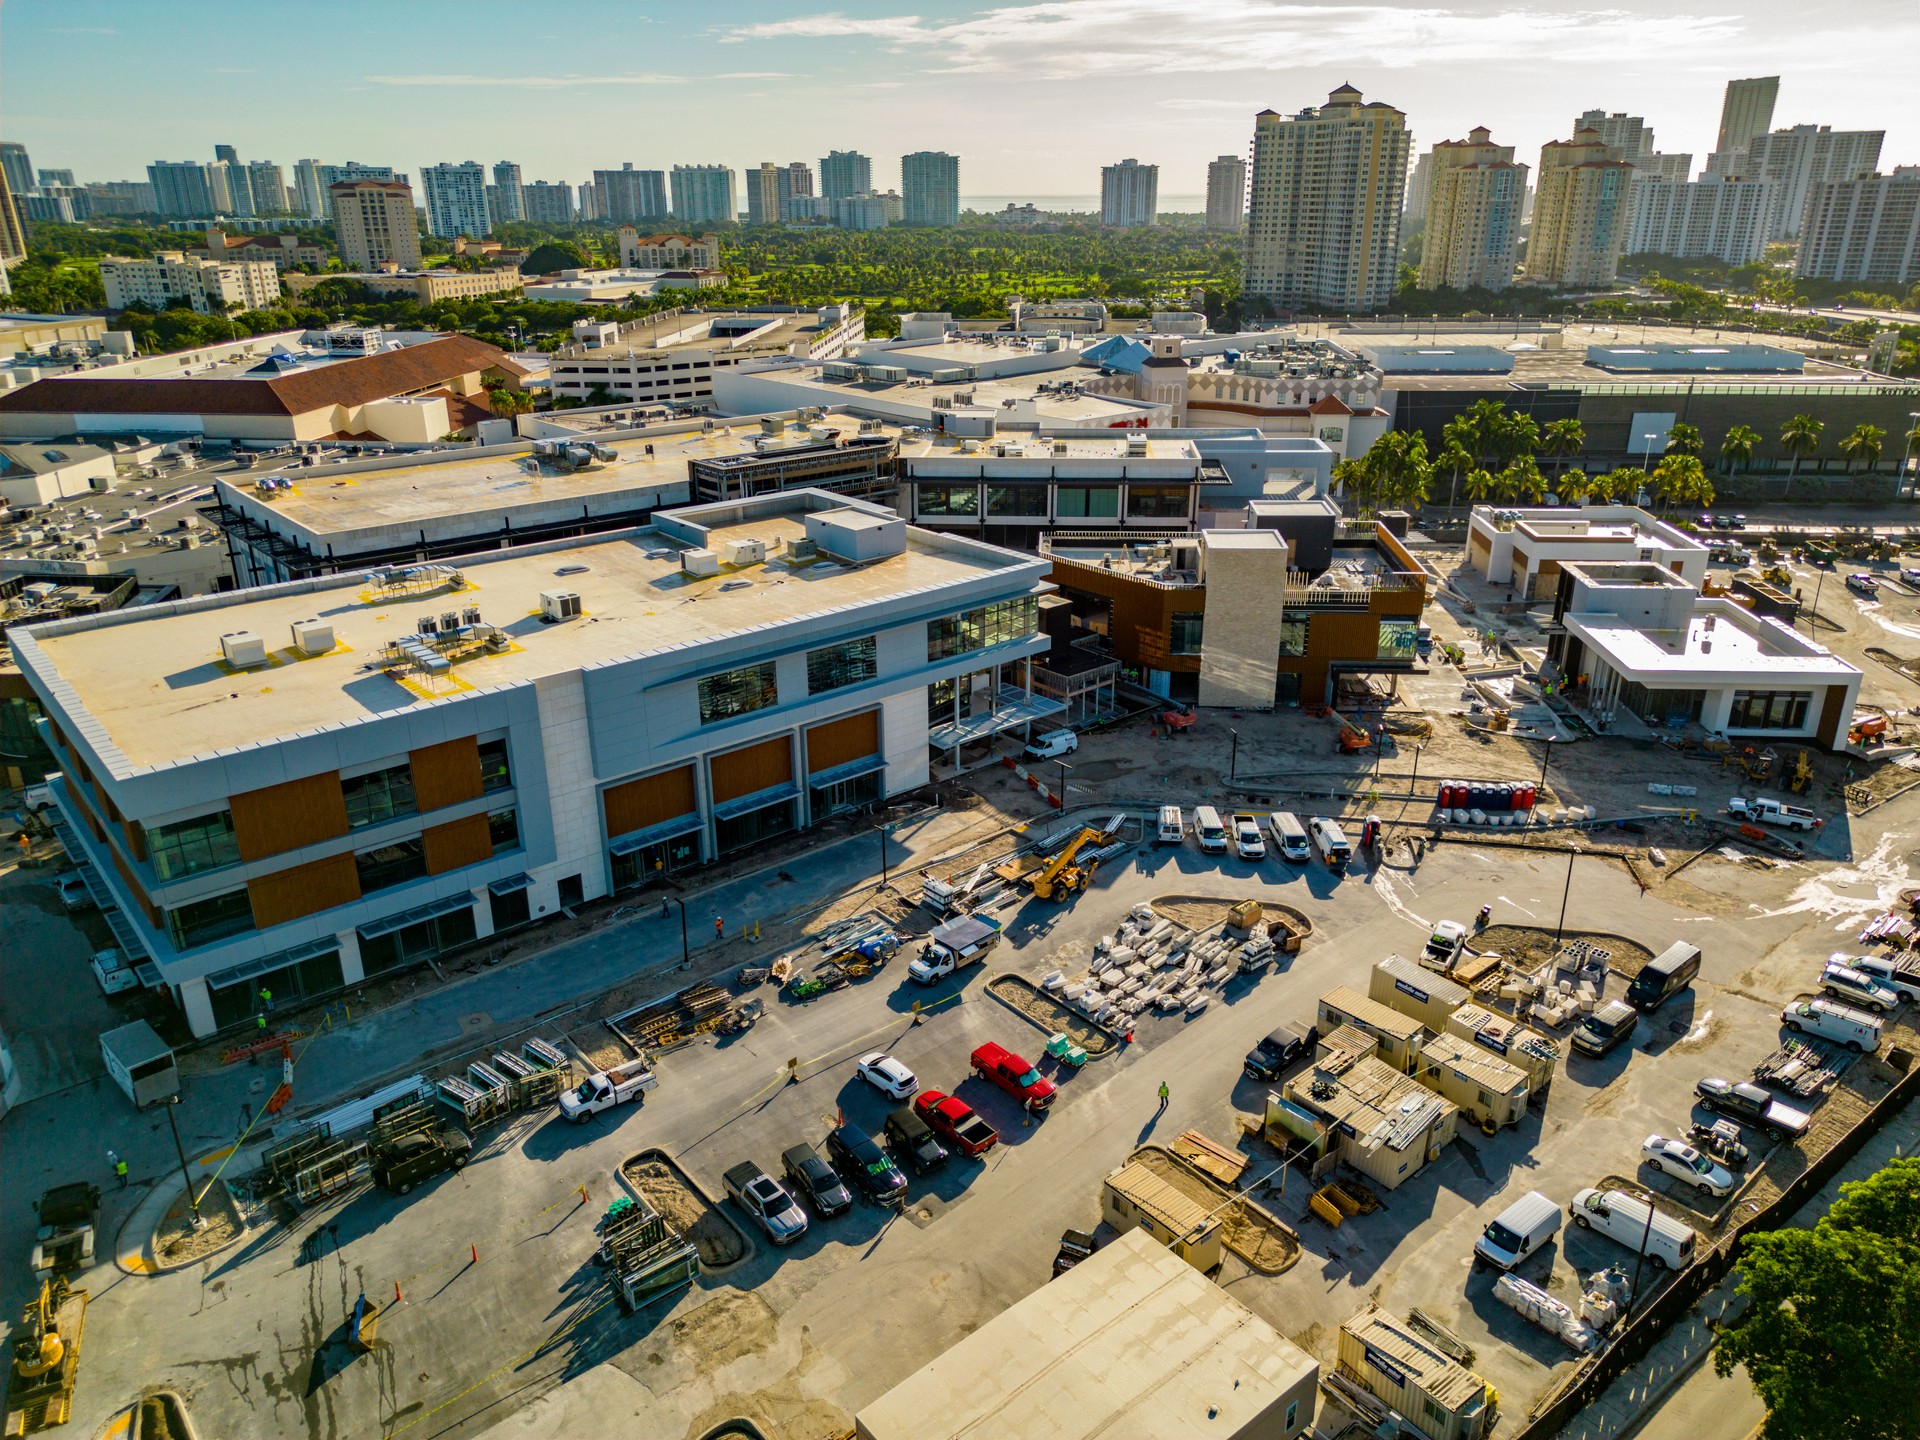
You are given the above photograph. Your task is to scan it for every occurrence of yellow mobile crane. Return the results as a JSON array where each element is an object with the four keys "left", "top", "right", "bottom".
[{"left": 1030, "top": 827, "right": 1108, "bottom": 901}]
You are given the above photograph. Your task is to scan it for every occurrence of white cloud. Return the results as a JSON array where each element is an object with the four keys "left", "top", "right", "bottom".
[
  {"left": 366, "top": 72, "right": 719, "bottom": 88},
  {"left": 720, "top": 1, "right": 1748, "bottom": 78}
]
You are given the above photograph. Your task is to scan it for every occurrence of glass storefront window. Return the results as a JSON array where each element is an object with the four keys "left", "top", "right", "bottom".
[
  {"left": 146, "top": 808, "right": 240, "bottom": 880},
  {"left": 1126, "top": 485, "right": 1189, "bottom": 519},
  {"left": 810, "top": 769, "right": 881, "bottom": 819},
  {"left": 1055, "top": 486, "right": 1119, "bottom": 519},
  {"left": 166, "top": 888, "right": 255, "bottom": 950},
  {"left": 1170, "top": 613, "right": 1205, "bottom": 656},
  {"left": 208, "top": 950, "right": 344, "bottom": 1031},
  {"left": 715, "top": 800, "right": 795, "bottom": 856},
  {"left": 916, "top": 484, "right": 980, "bottom": 517},
  {"left": 1729, "top": 690, "right": 1811, "bottom": 730},
  {"left": 985, "top": 485, "right": 1048, "bottom": 517},
  {"left": 359, "top": 907, "right": 476, "bottom": 977},
  {"left": 1378, "top": 620, "right": 1420, "bottom": 661}
]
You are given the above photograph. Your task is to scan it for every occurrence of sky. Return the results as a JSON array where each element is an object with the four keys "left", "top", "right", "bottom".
[{"left": 6, "top": 0, "right": 1918, "bottom": 201}]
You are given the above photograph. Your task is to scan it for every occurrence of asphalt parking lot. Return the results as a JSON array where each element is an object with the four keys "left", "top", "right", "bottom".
[{"left": 36, "top": 783, "right": 1915, "bottom": 1440}]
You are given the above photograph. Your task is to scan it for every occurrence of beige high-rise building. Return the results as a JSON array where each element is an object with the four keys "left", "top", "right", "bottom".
[
  {"left": 1245, "top": 85, "right": 1410, "bottom": 312},
  {"left": 1526, "top": 129, "right": 1636, "bottom": 287},
  {"left": 1716, "top": 77, "right": 1780, "bottom": 160},
  {"left": 1205, "top": 155, "right": 1246, "bottom": 230},
  {"left": 1419, "top": 128, "right": 1527, "bottom": 291},
  {"left": 330, "top": 180, "right": 422, "bottom": 271},
  {"left": 745, "top": 163, "right": 783, "bottom": 225}
]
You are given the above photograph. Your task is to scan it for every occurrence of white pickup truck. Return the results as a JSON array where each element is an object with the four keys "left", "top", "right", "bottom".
[
  {"left": 558, "top": 1058, "right": 656, "bottom": 1122},
  {"left": 907, "top": 916, "right": 1001, "bottom": 984},
  {"left": 1726, "top": 796, "right": 1819, "bottom": 831}
]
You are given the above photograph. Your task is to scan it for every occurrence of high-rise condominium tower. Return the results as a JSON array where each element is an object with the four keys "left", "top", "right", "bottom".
[
  {"left": 491, "top": 162, "right": 525, "bottom": 223},
  {"left": 1101, "top": 159, "right": 1158, "bottom": 227},
  {"left": 671, "top": 166, "right": 736, "bottom": 226},
  {"left": 420, "top": 162, "right": 491, "bottom": 238},
  {"left": 1526, "top": 128, "right": 1636, "bottom": 286},
  {"left": 1716, "top": 77, "right": 1780, "bottom": 159},
  {"left": 1419, "top": 128, "right": 1526, "bottom": 291},
  {"left": 900, "top": 151, "right": 960, "bottom": 227},
  {"left": 330, "top": 180, "right": 422, "bottom": 270},
  {"left": 819, "top": 151, "right": 872, "bottom": 201},
  {"left": 595, "top": 166, "right": 668, "bottom": 225},
  {"left": 1245, "top": 86, "right": 1410, "bottom": 312},
  {"left": 1206, "top": 155, "right": 1247, "bottom": 230}
]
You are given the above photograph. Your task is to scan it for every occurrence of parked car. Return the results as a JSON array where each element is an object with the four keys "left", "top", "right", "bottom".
[
  {"left": 1422, "top": 921, "right": 1469, "bottom": 973},
  {"left": 1641, "top": 1133, "right": 1736, "bottom": 1197},
  {"left": 1571, "top": 999, "right": 1639, "bottom": 1057},
  {"left": 21, "top": 784, "right": 53, "bottom": 813},
  {"left": 970, "top": 1041, "right": 1056, "bottom": 1113},
  {"left": 370, "top": 1128, "right": 471, "bottom": 1195},
  {"left": 1841, "top": 952, "right": 1920, "bottom": 1005},
  {"left": 1819, "top": 962, "right": 1899, "bottom": 1013},
  {"left": 1694, "top": 1076, "right": 1811, "bottom": 1140},
  {"left": 1023, "top": 729, "right": 1078, "bottom": 761},
  {"left": 1901, "top": 566, "right": 1920, "bottom": 589},
  {"left": 722, "top": 1162, "right": 809, "bottom": 1245},
  {"left": 54, "top": 871, "right": 92, "bottom": 912},
  {"left": 781, "top": 1142, "right": 852, "bottom": 1217},
  {"left": 1243, "top": 1021, "right": 1318, "bottom": 1082},
  {"left": 882, "top": 1106, "right": 947, "bottom": 1174},
  {"left": 1725, "top": 796, "right": 1819, "bottom": 831},
  {"left": 913, "top": 1090, "right": 999, "bottom": 1156},
  {"left": 1781, "top": 998, "right": 1881, "bottom": 1052},
  {"left": 825, "top": 1124, "right": 908, "bottom": 1207},
  {"left": 855, "top": 1051, "right": 918, "bottom": 1100}
]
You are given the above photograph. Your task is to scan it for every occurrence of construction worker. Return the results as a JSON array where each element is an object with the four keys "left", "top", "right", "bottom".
[
  {"left": 109, "top": 1150, "right": 127, "bottom": 1188},
  {"left": 714, "top": 916, "right": 724, "bottom": 941},
  {"left": 258, "top": 986, "right": 273, "bottom": 1015},
  {"left": 1156, "top": 1081, "right": 1169, "bottom": 1112}
]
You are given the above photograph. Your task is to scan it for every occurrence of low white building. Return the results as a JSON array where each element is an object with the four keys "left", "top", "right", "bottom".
[
  {"left": 1550, "top": 560, "right": 1862, "bottom": 747},
  {"left": 0, "top": 442, "right": 116, "bottom": 507},
  {"left": 545, "top": 305, "right": 863, "bottom": 407},
  {"left": 1467, "top": 505, "right": 1708, "bottom": 600},
  {"left": 100, "top": 252, "right": 282, "bottom": 315},
  {"left": 522, "top": 268, "right": 725, "bottom": 304}
]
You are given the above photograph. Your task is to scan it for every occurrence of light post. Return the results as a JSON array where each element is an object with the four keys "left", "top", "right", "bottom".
[
  {"left": 1625, "top": 1185, "right": 1660, "bottom": 1323},
  {"left": 1055, "top": 760, "right": 1071, "bottom": 812},
  {"left": 1229, "top": 728, "right": 1239, "bottom": 783},
  {"left": 875, "top": 821, "right": 893, "bottom": 890},
  {"left": 1552, "top": 839, "right": 1580, "bottom": 951},
  {"left": 668, "top": 895, "right": 689, "bottom": 966},
  {"left": 1807, "top": 566, "right": 1826, "bottom": 635},
  {"left": 165, "top": 1095, "right": 203, "bottom": 1229},
  {"left": 1537, "top": 735, "right": 1554, "bottom": 799},
  {"left": 1409, "top": 742, "right": 1424, "bottom": 800}
]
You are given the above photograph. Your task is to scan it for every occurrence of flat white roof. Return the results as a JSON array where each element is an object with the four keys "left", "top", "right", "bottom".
[
  {"left": 855, "top": 1228, "right": 1316, "bottom": 1440},
  {"left": 20, "top": 500, "right": 1034, "bottom": 772},
  {"left": 1566, "top": 602, "right": 1860, "bottom": 682}
]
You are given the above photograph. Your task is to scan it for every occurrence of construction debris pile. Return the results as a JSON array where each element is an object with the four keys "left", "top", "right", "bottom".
[{"left": 1042, "top": 901, "right": 1272, "bottom": 1027}]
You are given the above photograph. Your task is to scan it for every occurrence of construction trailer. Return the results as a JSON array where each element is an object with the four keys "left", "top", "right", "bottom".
[
  {"left": 1285, "top": 1046, "right": 1459, "bottom": 1192},
  {"left": 99, "top": 1020, "right": 177, "bottom": 1109},
  {"left": 1413, "top": 1034, "right": 1529, "bottom": 1133},
  {"left": 1445, "top": 1003, "right": 1559, "bottom": 1101},
  {"left": 1099, "top": 1160, "right": 1224, "bottom": 1273},
  {"left": 1368, "top": 955, "right": 1472, "bottom": 1035},
  {"left": 1338, "top": 1305, "right": 1496, "bottom": 1440},
  {"left": 1316, "top": 987, "right": 1427, "bottom": 1073}
]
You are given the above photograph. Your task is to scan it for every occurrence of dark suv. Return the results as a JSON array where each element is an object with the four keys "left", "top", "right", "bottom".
[
  {"left": 825, "top": 1124, "right": 908, "bottom": 1207},
  {"left": 1243, "top": 1021, "right": 1317, "bottom": 1082},
  {"left": 883, "top": 1106, "right": 948, "bottom": 1175},
  {"left": 781, "top": 1142, "right": 853, "bottom": 1217}
]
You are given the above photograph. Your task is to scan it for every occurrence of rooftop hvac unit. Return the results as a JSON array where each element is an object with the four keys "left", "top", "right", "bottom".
[
  {"left": 785, "top": 537, "right": 818, "bottom": 563},
  {"left": 540, "top": 589, "right": 583, "bottom": 622},
  {"left": 290, "top": 618, "right": 334, "bottom": 655},
  {"left": 760, "top": 416, "right": 788, "bottom": 436},
  {"left": 723, "top": 538, "right": 766, "bottom": 566},
  {"left": 439, "top": 611, "right": 461, "bottom": 634},
  {"left": 462, "top": 605, "right": 482, "bottom": 626},
  {"left": 680, "top": 549, "right": 721, "bottom": 578},
  {"left": 220, "top": 631, "right": 268, "bottom": 668},
  {"left": 1126, "top": 435, "right": 1149, "bottom": 456}
]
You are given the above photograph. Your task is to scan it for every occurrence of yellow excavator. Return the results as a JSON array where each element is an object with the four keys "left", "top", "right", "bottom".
[{"left": 1788, "top": 749, "right": 1814, "bottom": 794}]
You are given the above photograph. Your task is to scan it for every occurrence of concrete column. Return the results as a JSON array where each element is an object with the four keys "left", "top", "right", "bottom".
[
  {"left": 336, "top": 928, "right": 367, "bottom": 985},
  {"left": 180, "top": 977, "right": 216, "bottom": 1039},
  {"left": 1700, "top": 689, "right": 1734, "bottom": 733}
]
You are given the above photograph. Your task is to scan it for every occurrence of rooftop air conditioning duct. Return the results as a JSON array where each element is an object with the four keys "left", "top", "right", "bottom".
[{"left": 290, "top": 618, "right": 335, "bottom": 655}]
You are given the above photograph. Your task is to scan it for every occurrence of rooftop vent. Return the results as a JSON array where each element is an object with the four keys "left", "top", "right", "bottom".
[{"left": 680, "top": 549, "right": 721, "bottom": 578}]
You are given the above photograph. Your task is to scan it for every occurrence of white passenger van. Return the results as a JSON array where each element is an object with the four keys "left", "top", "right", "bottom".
[
  {"left": 1192, "top": 805, "right": 1229, "bottom": 855},
  {"left": 1309, "top": 816, "right": 1351, "bottom": 871},
  {"left": 1157, "top": 806, "right": 1184, "bottom": 845},
  {"left": 1267, "top": 811, "right": 1311, "bottom": 863},
  {"left": 1570, "top": 1187, "right": 1696, "bottom": 1270}
]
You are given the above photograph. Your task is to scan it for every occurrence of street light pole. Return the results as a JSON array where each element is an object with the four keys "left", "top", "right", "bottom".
[
  {"left": 1537, "top": 735, "right": 1554, "bottom": 797},
  {"left": 165, "top": 1095, "right": 203, "bottom": 1228},
  {"left": 1229, "top": 728, "right": 1239, "bottom": 783},
  {"left": 1552, "top": 840, "right": 1579, "bottom": 950},
  {"left": 1056, "top": 760, "right": 1071, "bottom": 811},
  {"left": 1807, "top": 566, "right": 1826, "bottom": 635},
  {"left": 875, "top": 822, "right": 891, "bottom": 891},
  {"left": 1625, "top": 1186, "right": 1660, "bottom": 1323},
  {"left": 670, "top": 895, "right": 689, "bottom": 966}
]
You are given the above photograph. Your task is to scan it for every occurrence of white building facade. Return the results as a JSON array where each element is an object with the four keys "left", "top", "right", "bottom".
[
  {"left": 100, "top": 252, "right": 282, "bottom": 314},
  {"left": 1796, "top": 169, "right": 1920, "bottom": 285},
  {"left": 1101, "top": 159, "right": 1159, "bottom": 227},
  {"left": 420, "top": 161, "right": 491, "bottom": 239},
  {"left": 1738, "top": 124, "right": 1885, "bottom": 240},
  {"left": 1626, "top": 176, "right": 1776, "bottom": 265},
  {"left": 670, "top": 166, "right": 736, "bottom": 226}
]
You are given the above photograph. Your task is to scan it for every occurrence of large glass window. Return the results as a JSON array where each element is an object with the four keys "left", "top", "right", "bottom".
[
  {"left": 916, "top": 484, "right": 979, "bottom": 517},
  {"left": 343, "top": 762, "right": 416, "bottom": 830},
  {"left": 488, "top": 807, "right": 520, "bottom": 855},
  {"left": 928, "top": 595, "right": 1040, "bottom": 662},
  {"left": 715, "top": 799, "right": 796, "bottom": 856},
  {"left": 166, "top": 888, "right": 255, "bottom": 950},
  {"left": 928, "top": 676, "right": 957, "bottom": 722},
  {"left": 1729, "top": 690, "right": 1811, "bottom": 730},
  {"left": 807, "top": 636, "right": 878, "bottom": 695},
  {"left": 985, "top": 485, "right": 1048, "bottom": 517},
  {"left": 811, "top": 768, "right": 882, "bottom": 819},
  {"left": 208, "top": 950, "right": 344, "bottom": 1031},
  {"left": 1055, "top": 486, "right": 1120, "bottom": 519},
  {"left": 1126, "top": 485, "right": 1190, "bottom": 519},
  {"left": 478, "top": 737, "right": 513, "bottom": 793},
  {"left": 1278, "top": 618, "right": 1308, "bottom": 657},
  {"left": 1378, "top": 619, "right": 1420, "bottom": 661},
  {"left": 1170, "top": 613, "right": 1205, "bottom": 656},
  {"left": 355, "top": 837, "right": 428, "bottom": 893},
  {"left": 698, "top": 661, "right": 778, "bottom": 724},
  {"left": 146, "top": 809, "right": 240, "bottom": 881},
  {"left": 359, "top": 906, "right": 476, "bottom": 978}
]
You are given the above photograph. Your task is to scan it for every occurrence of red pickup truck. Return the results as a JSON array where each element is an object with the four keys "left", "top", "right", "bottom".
[
  {"left": 969, "top": 1042, "right": 1055, "bottom": 1113},
  {"left": 914, "top": 1090, "right": 1000, "bottom": 1156}
]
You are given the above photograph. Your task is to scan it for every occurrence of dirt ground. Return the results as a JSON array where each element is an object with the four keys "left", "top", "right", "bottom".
[
  {"left": 622, "top": 1155, "right": 746, "bottom": 1268},
  {"left": 1475, "top": 924, "right": 1656, "bottom": 976},
  {"left": 985, "top": 974, "right": 1118, "bottom": 1053},
  {"left": 153, "top": 1179, "right": 245, "bottom": 1265},
  {"left": 1129, "top": 1145, "right": 1301, "bottom": 1276}
]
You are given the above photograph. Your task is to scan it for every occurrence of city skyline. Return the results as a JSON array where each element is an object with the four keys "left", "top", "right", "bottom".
[{"left": 7, "top": 0, "right": 1915, "bottom": 199}]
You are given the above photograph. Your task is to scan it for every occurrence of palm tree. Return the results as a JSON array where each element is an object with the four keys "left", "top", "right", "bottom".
[
  {"left": 1493, "top": 412, "right": 1539, "bottom": 468},
  {"left": 1665, "top": 422, "right": 1704, "bottom": 459},
  {"left": 1438, "top": 440, "right": 1474, "bottom": 513},
  {"left": 1462, "top": 468, "right": 1497, "bottom": 504},
  {"left": 1499, "top": 454, "right": 1545, "bottom": 504},
  {"left": 1540, "top": 418, "right": 1585, "bottom": 474},
  {"left": 1557, "top": 468, "right": 1591, "bottom": 505},
  {"left": 1331, "top": 457, "right": 1369, "bottom": 509},
  {"left": 1719, "top": 424, "right": 1760, "bottom": 475},
  {"left": 1781, "top": 413, "right": 1824, "bottom": 479},
  {"left": 1651, "top": 455, "right": 1709, "bottom": 516},
  {"left": 1839, "top": 423, "right": 1887, "bottom": 474}
]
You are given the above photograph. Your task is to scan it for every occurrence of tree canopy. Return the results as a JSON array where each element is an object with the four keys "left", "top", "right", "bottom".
[{"left": 1713, "top": 1158, "right": 1920, "bottom": 1440}]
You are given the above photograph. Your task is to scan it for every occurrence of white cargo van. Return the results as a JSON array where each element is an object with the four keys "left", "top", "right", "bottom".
[
  {"left": 1193, "top": 805, "right": 1229, "bottom": 855},
  {"left": 1268, "top": 811, "right": 1311, "bottom": 863},
  {"left": 1781, "top": 998, "right": 1881, "bottom": 1052},
  {"left": 1570, "top": 1187, "right": 1696, "bottom": 1270},
  {"left": 1474, "top": 1190, "right": 1560, "bottom": 1271},
  {"left": 1157, "top": 806, "right": 1184, "bottom": 845},
  {"left": 1309, "top": 816, "right": 1351, "bottom": 871}
]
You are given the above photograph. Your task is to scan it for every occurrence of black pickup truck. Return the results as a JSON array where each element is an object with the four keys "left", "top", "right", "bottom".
[{"left": 1694, "top": 1076, "right": 1811, "bottom": 1141}]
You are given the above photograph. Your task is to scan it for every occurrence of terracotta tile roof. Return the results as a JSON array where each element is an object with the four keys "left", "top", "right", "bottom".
[
  {"left": 0, "top": 335, "right": 520, "bottom": 419},
  {"left": 1307, "top": 395, "right": 1358, "bottom": 416}
]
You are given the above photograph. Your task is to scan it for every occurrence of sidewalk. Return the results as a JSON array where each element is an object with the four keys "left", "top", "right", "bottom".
[{"left": 1556, "top": 1091, "right": 1920, "bottom": 1440}]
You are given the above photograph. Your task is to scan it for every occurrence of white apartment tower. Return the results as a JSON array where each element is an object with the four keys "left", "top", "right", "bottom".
[
  {"left": 1527, "top": 129, "right": 1636, "bottom": 287},
  {"left": 819, "top": 151, "right": 873, "bottom": 201},
  {"left": 777, "top": 162, "right": 814, "bottom": 221},
  {"left": 293, "top": 159, "right": 326, "bottom": 218},
  {"left": 1716, "top": 77, "right": 1780, "bottom": 160},
  {"left": 900, "top": 152, "right": 960, "bottom": 227},
  {"left": 420, "top": 162, "right": 491, "bottom": 239},
  {"left": 491, "top": 162, "right": 525, "bottom": 223},
  {"left": 1419, "top": 128, "right": 1526, "bottom": 291},
  {"left": 1101, "top": 159, "right": 1159, "bottom": 227},
  {"left": 1796, "top": 169, "right": 1920, "bottom": 285},
  {"left": 1245, "top": 86, "right": 1410, "bottom": 312},
  {"left": 1737, "top": 125, "right": 1885, "bottom": 240},
  {"left": 522, "top": 181, "right": 575, "bottom": 225},
  {"left": 1205, "top": 155, "right": 1247, "bottom": 230},
  {"left": 672, "top": 166, "right": 737, "bottom": 225},
  {"left": 745, "top": 163, "right": 783, "bottom": 225},
  {"left": 1626, "top": 176, "right": 1775, "bottom": 265},
  {"left": 330, "top": 180, "right": 423, "bottom": 270}
]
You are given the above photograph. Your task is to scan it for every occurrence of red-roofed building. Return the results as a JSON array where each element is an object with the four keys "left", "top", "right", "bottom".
[{"left": 617, "top": 229, "right": 721, "bottom": 270}]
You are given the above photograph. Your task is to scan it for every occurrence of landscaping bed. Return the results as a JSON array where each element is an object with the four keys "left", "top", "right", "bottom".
[
  {"left": 985, "top": 974, "right": 1119, "bottom": 1055},
  {"left": 621, "top": 1149, "right": 747, "bottom": 1269}
]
